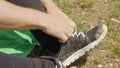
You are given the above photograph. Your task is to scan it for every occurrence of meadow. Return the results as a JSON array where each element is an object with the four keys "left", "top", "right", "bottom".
[{"left": 54, "top": 0, "right": 120, "bottom": 68}]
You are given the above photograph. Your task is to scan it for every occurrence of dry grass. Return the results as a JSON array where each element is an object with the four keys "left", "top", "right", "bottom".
[{"left": 54, "top": 0, "right": 120, "bottom": 68}]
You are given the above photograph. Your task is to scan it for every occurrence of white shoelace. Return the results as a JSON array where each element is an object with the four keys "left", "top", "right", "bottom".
[{"left": 72, "top": 32, "right": 86, "bottom": 38}]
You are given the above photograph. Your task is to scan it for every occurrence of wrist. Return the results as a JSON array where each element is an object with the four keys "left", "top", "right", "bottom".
[{"left": 32, "top": 12, "right": 48, "bottom": 30}]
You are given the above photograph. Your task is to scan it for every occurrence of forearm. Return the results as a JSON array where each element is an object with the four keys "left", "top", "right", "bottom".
[{"left": 0, "top": 1, "right": 46, "bottom": 30}]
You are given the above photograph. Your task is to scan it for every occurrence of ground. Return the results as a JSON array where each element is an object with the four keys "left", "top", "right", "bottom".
[{"left": 53, "top": 0, "right": 120, "bottom": 68}]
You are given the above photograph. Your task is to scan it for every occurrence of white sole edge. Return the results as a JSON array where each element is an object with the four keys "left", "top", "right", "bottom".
[{"left": 62, "top": 24, "right": 108, "bottom": 66}]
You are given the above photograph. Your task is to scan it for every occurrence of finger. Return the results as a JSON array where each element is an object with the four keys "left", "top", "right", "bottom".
[
  {"left": 65, "top": 23, "right": 75, "bottom": 32},
  {"left": 67, "top": 26, "right": 75, "bottom": 33},
  {"left": 70, "top": 23, "right": 76, "bottom": 28},
  {"left": 69, "top": 20, "right": 76, "bottom": 26},
  {"left": 64, "top": 29, "right": 73, "bottom": 38},
  {"left": 65, "top": 20, "right": 76, "bottom": 28},
  {"left": 58, "top": 33, "right": 68, "bottom": 43}
]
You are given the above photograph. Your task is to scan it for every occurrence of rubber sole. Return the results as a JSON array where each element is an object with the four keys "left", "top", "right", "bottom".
[{"left": 62, "top": 24, "right": 108, "bottom": 66}]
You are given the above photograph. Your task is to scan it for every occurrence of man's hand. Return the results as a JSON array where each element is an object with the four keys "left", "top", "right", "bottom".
[
  {"left": 41, "top": 14, "right": 75, "bottom": 43},
  {"left": 40, "top": 0, "right": 76, "bottom": 43}
]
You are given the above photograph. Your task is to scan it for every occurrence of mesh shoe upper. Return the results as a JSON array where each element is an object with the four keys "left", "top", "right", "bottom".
[{"left": 58, "top": 32, "right": 89, "bottom": 61}]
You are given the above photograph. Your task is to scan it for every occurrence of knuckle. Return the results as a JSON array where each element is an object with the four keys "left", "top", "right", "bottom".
[
  {"left": 60, "top": 34, "right": 68, "bottom": 41},
  {"left": 68, "top": 33, "right": 72, "bottom": 38},
  {"left": 62, "top": 36, "right": 68, "bottom": 42}
]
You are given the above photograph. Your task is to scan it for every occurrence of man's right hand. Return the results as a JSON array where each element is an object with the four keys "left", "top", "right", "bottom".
[
  {"left": 40, "top": 14, "right": 75, "bottom": 43},
  {"left": 40, "top": 0, "right": 76, "bottom": 43}
]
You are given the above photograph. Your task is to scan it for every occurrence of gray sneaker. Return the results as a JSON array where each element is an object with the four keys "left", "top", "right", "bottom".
[{"left": 57, "top": 24, "right": 107, "bottom": 66}]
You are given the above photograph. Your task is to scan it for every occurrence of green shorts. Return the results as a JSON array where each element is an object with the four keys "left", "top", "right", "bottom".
[{"left": 0, "top": 30, "right": 40, "bottom": 57}]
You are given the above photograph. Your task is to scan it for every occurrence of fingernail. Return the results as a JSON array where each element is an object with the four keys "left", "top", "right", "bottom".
[
  {"left": 70, "top": 23, "right": 76, "bottom": 27},
  {"left": 70, "top": 21, "right": 76, "bottom": 26}
]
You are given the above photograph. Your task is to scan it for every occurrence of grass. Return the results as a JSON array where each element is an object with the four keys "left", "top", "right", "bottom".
[
  {"left": 107, "top": 1, "right": 120, "bottom": 58},
  {"left": 77, "top": 0, "right": 95, "bottom": 9},
  {"left": 111, "top": 1, "right": 120, "bottom": 19},
  {"left": 93, "top": 58, "right": 102, "bottom": 65},
  {"left": 112, "top": 47, "right": 120, "bottom": 57},
  {"left": 54, "top": 0, "right": 120, "bottom": 68}
]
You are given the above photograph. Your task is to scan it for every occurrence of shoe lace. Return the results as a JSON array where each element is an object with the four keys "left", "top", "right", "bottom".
[
  {"left": 71, "top": 31, "right": 88, "bottom": 49},
  {"left": 72, "top": 31, "right": 86, "bottom": 38}
]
